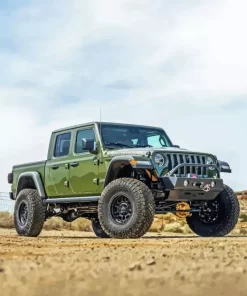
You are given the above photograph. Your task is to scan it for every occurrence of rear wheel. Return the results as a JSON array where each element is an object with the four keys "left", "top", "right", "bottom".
[
  {"left": 14, "top": 189, "right": 46, "bottom": 237},
  {"left": 98, "top": 178, "right": 155, "bottom": 239},
  {"left": 92, "top": 218, "right": 110, "bottom": 238},
  {"left": 186, "top": 184, "right": 240, "bottom": 237}
]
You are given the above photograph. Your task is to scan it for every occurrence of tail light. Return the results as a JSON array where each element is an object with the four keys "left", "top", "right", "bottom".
[{"left": 8, "top": 173, "right": 13, "bottom": 184}]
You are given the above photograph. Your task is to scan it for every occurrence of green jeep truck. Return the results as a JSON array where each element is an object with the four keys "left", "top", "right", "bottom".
[{"left": 8, "top": 121, "right": 239, "bottom": 238}]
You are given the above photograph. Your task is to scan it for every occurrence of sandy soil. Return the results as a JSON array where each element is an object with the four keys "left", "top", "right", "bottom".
[{"left": 1, "top": 229, "right": 247, "bottom": 296}]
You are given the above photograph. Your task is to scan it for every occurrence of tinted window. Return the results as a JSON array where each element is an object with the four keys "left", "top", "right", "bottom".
[
  {"left": 54, "top": 132, "right": 71, "bottom": 157},
  {"left": 75, "top": 128, "right": 96, "bottom": 153}
]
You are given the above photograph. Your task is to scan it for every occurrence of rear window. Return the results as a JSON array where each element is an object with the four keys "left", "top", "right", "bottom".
[{"left": 54, "top": 132, "right": 71, "bottom": 157}]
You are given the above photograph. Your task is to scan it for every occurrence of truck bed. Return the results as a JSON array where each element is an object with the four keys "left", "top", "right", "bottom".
[
  {"left": 12, "top": 160, "right": 47, "bottom": 193},
  {"left": 13, "top": 160, "right": 47, "bottom": 169}
]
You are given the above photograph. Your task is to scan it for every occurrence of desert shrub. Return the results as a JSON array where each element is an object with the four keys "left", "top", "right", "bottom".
[
  {"left": 0, "top": 212, "right": 14, "bottom": 229},
  {"left": 239, "top": 228, "right": 247, "bottom": 235},
  {"left": 163, "top": 222, "right": 183, "bottom": 233},
  {"left": 72, "top": 218, "right": 92, "bottom": 231},
  {"left": 239, "top": 213, "right": 247, "bottom": 222},
  {"left": 43, "top": 217, "right": 92, "bottom": 232},
  {"left": 43, "top": 217, "right": 65, "bottom": 230}
]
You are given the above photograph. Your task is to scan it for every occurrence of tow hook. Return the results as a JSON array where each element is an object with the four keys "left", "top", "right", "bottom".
[
  {"left": 202, "top": 184, "right": 211, "bottom": 192},
  {"left": 183, "top": 180, "right": 216, "bottom": 192},
  {"left": 192, "top": 182, "right": 212, "bottom": 192}
]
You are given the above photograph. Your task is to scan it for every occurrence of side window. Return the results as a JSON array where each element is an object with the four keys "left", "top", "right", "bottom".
[
  {"left": 75, "top": 128, "right": 96, "bottom": 154},
  {"left": 54, "top": 132, "right": 71, "bottom": 157}
]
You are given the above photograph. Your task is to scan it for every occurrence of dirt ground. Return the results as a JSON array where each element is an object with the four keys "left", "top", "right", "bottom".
[{"left": 1, "top": 229, "right": 247, "bottom": 296}]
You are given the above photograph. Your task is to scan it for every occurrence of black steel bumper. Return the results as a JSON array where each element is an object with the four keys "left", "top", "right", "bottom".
[
  {"left": 159, "top": 176, "right": 223, "bottom": 201},
  {"left": 159, "top": 163, "right": 223, "bottom": 201}
]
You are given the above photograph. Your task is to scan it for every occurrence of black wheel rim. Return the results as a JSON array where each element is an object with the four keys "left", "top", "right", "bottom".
[
  {"left": 199, "top": 200, "right": 220, "bottom": 224},
  {"left": 110, "top": 194, "right": 132, "bottom": 225},
  {"left": 18, "top": 201, "right": 28, "bottom": 226}
]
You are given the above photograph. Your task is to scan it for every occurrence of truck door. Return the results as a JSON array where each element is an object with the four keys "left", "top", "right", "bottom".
[
  {"left": 45, "top": 131, "right": 72, "bottom": 196},
  {"left": 68, "top": 126, "right": 99, "bottom": 196}
]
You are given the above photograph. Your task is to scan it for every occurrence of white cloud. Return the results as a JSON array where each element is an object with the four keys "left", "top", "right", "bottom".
[{"left": 0, "top": 0, "right": 247, "bottom": 192}]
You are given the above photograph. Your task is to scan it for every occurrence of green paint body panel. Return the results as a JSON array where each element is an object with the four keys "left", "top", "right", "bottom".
[
  {"left": 12, "top": 161, "right": 46, "bottom": 193},
  {"left": 11, "top": 121, "right": 221, "bottom": 199}
]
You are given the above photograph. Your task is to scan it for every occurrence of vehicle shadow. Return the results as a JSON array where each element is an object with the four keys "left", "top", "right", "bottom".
[
  {"left": 39, "top": 234, "right": 247, "bottom": 239},
  {"left": 143, "top": 235, "right": 247, "bottom": 239}
]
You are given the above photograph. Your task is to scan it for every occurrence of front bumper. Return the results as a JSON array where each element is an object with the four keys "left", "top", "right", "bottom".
[
  {"left": 159, "top": 176, "right": 223, "bottom": 201},
  {"left": 156, "top": 162, "right": 223, "bottom": 201}
]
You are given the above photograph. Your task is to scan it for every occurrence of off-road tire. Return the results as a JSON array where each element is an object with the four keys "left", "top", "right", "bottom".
[
  {"left": 98, "top": 178, "right": 155, "bottom": 239},
  {"left": 135, "top": 181, "right": 155, "bottom": 237},
  {"left": 14, "top": 189, "right": 46, "bottom": 237},
  {"left": 186, "top": 184, "right": 240, "bottom": 237},
  {"left": 92, "top": 218, "right": 111, "bottom": 238}
]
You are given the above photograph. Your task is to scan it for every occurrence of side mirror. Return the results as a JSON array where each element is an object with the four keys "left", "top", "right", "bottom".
[
  {"left": 173, "top": 145, "right": 180, "bottom": 148},
  {"left": 82, "top": 138, "right": 97, "bottom": 154},
  {"left": 218, "top": 160, "right": 232, "bottom": 173}
]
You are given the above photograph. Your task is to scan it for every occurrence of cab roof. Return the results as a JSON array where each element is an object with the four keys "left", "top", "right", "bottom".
[{"left": 52, "top": 121, "right": 163, "bottom": 134}]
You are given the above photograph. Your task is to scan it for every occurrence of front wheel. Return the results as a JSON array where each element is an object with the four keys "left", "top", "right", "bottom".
[
  {"left": 186, "top": 184, "right": 240, "bottom": 237},
  {"left": 98, "top": 178, "right": 155, "bottom": 239}
]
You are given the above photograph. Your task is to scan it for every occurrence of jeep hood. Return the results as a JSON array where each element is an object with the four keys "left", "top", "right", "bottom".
[{"left": 104, "top": 147, "right": 216, "bottom": 158}]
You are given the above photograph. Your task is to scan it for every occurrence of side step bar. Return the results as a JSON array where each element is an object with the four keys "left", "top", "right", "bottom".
[{"left": 43, "top": 196, "right": 100, "bottom": 204}]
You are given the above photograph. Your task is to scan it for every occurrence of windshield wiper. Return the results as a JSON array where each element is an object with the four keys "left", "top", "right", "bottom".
[
  {"left": 104, "top": 142, "right": 134, "bottom": 149},
  {"left": 135, "top": 144, "right": 153, "bottom": 148}
]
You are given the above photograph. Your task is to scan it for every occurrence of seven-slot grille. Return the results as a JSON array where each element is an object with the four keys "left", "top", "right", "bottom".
[{"left": 166, "top": 153, "right": 209, "bottom": 177}]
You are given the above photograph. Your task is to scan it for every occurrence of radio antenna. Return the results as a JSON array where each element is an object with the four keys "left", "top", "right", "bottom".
[
  {"left": 99, "top": 108, "right": 103, "bottom": 162},
  {"left": 99, "top": 108, "right": 102, "bottom": 135}
]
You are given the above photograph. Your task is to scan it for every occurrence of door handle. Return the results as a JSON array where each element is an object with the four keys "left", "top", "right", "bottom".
[
  {"left": 70, "top": 162, "right": 79, "bottom": 167},
  {"left": 51, "top": 165, "right": 59, "bottom": 170}
]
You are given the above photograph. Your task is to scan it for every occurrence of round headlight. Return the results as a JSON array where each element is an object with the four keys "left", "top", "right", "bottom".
[
  {"left": 154, "top": 154, "right": 165, "bottom": 167},
  {"left": 206, "top": 157, "right": 214, "bottom": 165},
  {"left": 206, "top": 156, "right": 215, "bottom": 171}
]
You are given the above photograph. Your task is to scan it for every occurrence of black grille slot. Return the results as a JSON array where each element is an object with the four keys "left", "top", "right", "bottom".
[
  {"left": 197, "top": 156, "right": 202, "bottom": 175},
  {"left": 185, "top": 155, "right": 190, "bottom": 175},
  {"left": 201, "top": 156, "right": 206, "bottom": 176},
  {"left": 172, "top": 154, "right": 178, "bottom": 175},
  {"left": 191, "top": 155, "right": 196, "bottom": 174},
  {"left": 173, "top": 154, "right": 178, "bottom": 166},
  {"left": 179, "top": 155, "right": 184, "bottom": 175},
  {"left": 167, "top": 154, "right": 172, "bottom": 171},
  {"left": 165, "top": 153, "right": 210, "bottom": 177}
]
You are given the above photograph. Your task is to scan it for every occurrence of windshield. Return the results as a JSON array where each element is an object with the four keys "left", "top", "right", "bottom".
[{"left": 98, "top": 123, "right": 173, "bottom": 149}]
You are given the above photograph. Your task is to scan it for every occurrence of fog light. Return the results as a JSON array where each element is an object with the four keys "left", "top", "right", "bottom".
[
  {"left": 184, "top": 180, "right": 189, "bottom": 187},
  {"left": 211, "top": 181, "right": 216, "bottom": 188}
]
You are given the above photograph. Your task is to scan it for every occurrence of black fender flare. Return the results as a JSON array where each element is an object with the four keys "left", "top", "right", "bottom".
[
  {"left": 16, "top": 172, "right": 46, "bottom": 198},
  {"left": 217, "top": 160, "right": 232, "bottom": 173},
  {"left": 104, "top": 155, "right": 154, "bottom": 187}
]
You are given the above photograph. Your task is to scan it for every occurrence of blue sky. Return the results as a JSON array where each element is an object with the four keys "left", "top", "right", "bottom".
[{"left": 0, "top": 0, "right": 247, "bottom": 192}]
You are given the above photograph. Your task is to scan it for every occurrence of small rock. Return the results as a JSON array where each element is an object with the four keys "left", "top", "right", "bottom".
[
  {"left": 0, "top": 268, "right": 4, "bottom": 273},
  {"left": 146, "top": 259, "right": 156, "bottom": 266},
  {"left": 237, "top": 267, "right": 246, "bottom": 273},
  {"left": 129, "top": 262, "right": 142, "bottom": 271}
]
